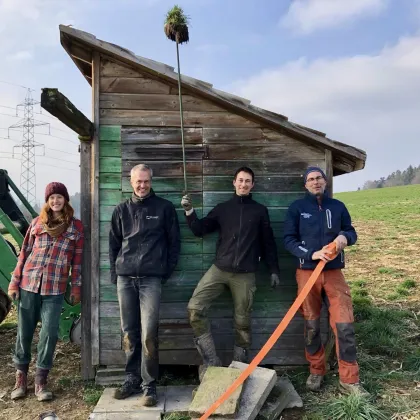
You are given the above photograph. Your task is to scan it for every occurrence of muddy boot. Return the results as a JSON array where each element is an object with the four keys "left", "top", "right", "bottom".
[
  {"left": 233, "top": 345, "right": 248, "bottom": 363},
  {"left": 113, "top": 377, "right": 142, "bottom": 400},
  {"left": 195, "top": 332, "right": 222, "bottom": 381},
  {"left": 339, "top": 381, "right": 370, "bottom": 397},
  {"left": 306, "top": 373, "right": 324, "bottom": 392},
  {"left": 11, "top": 369, "right": 28, "bottom": 400},
  {"left": 35, "top": 368, "right": 53, "bottom": 401},
  {"left": 140, "top": 384, "right": 157, "bottom": 407}
]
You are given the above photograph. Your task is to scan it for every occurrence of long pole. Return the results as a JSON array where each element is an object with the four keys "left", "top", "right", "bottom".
[{"left": 176, "top": 41, "right": 188, "bottom": 193}]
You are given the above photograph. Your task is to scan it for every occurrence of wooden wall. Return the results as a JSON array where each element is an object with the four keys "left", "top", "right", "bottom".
[{"left": 96, "top": 55, "right": 328, "bottom": 366}]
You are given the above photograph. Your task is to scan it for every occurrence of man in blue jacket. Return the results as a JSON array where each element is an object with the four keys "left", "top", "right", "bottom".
[{"left": 284, "top": 166, "right": 367, "bottom": 395}]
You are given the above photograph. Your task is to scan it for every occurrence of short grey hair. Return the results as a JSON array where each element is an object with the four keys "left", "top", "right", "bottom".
[{"left": 130, "top": 164, "right": 153, "bottom": 179}]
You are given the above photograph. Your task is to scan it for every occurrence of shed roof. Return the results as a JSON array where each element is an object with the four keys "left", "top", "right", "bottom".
[{"left": 59, "top": 25, "right": 366, "bottom": 175}]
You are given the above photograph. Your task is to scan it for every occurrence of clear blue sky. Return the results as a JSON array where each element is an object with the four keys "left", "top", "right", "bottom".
[{"left": 0, "top": 0, "right": 419, "bottom": 201}]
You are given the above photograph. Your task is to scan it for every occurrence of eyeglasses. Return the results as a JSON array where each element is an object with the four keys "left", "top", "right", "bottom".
[{"left": 306, "top": 176, "right": 324, "bottom": 183}]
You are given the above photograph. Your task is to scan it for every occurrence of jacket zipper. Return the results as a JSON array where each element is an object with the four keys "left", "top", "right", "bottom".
[
  {"left": 319, "top": 202, "right": 325, "bottom": 258},
  {"left": 234, "top": 197, "right": 244, "bottom": 268}
]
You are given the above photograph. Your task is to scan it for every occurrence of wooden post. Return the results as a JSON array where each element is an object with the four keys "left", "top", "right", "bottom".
[
  {"left": 80, "top": 137, "right": 94, "bottom": 379},
  {"left": 325, "top": 149, "right": 333, "bottom": 197},
  {"left": 91, "top": 52, "right": 101, "bottom": 367}
]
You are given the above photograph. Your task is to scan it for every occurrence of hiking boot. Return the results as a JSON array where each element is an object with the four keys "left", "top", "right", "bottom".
[
  {"left": 306, "top": 373, "right": 324, "bottom": 392},
  {"left": 140, "top": 385, "right": 157, "bottom": 407},
  {"left": 113, "top": 378, "right": 142, "bottom": 400},
  {"left": 233, "top": 345, "right": 248, "bottom": 363},
  {"left": 11, "top": 370, "right": 27, "bottom": 400},
  {"left": 339, "top": 381, "right": 370, "bottom": 396},
  {"left": 35, "top": 383, "right": 53, "bottom": 401},
  {"left": 195, "top": 332, "right": 222, "bottom": 381}
]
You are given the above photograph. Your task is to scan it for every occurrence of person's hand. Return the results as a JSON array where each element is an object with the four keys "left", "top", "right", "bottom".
[
  {"left": 312, "top": 246, "right": 334, "bottom": 262},
  {"left": 181, "top": 194, "right": 193, "bottom": 212},
  {"left": 270, "top": 273, "right": 280, "bottom": 289},
  {"left": 8, "top": 285, "right": 19, "bottom": 301},
  {"left": 334, "top": 235, "right": 348, "bottom": 252},
  {"left": 70, "top": 287, "right": 81, "bottom": 305}
]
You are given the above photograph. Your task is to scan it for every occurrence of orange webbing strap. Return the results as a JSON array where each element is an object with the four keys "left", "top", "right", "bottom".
[{"left": 199, "top": 242, "right": 337, "bottom": 420}]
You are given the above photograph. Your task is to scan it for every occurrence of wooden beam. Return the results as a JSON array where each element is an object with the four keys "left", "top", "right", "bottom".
[
  {"left": 69, "top": 42, "right": 92, "bottom": 65},
  {"left": 91, "top": 52, "right": 101, "bottom": 367},
  {"left": 80, "top": 138, "right": 94, "bottom": 379},
  {"left": 325, "top": 149, "right": 333, "bottom": 197},
  {"left": 41, "top": 88, "right": 93, "bottom": 137}
]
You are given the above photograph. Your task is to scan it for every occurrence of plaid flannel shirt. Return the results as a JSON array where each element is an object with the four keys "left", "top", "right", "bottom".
[{"left": 10, "top": 216, "right": 84, "bottom": 295}]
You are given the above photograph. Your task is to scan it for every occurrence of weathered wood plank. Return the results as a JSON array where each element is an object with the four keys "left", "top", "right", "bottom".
[
  {"left": 91, "top": 51, "right": 101, "bottom": 367},
  {"left": 122, "top": 160, "right": 202, "bottom": 177},
  {"left": 203, "top": 128, "right": 263, "bottom": 143},
  {"left": 100, "top": 59, "right": 144, "bottom": 78},
  {"left": 100, "top": 77, "right": 171, "bottom": 94},
  {"left": 122, "top": 144, "right": 207, "bottom": 161},
  {"left": 325, "top": 149, "right": 333, "bottom": 197},
  {"left": 121, "top": 127, "right": 202, "bottom": 144},
  {"left": 203, "top": 175, "right": 304, "bottom": 192},
  {"left": 100, "top": 334, "right": 122, "bottom": 350},
  {"left": 203, "top": 160, "right": 326, "bottom": 176},
  {"left": 99, "top": 190, "right": 125, "bottom": 206},
  {"left": 119, "top": 192, "right": 203, "bottom": 208},
  {"left": 99, "top": 157, "right": 121, "bottom": 173},
  {"left": 100, "top": 110, "right": 260, "bottom": 127},
  {"left": 206, "top": 144, "right": 324, "bottom": 160},
  {"left": 120, "top": 177, "right": 202, "bottom": 193},
  {"left": 101, "top": 94, "right": 223, "bottom": 112},
  {"left": 99, "top": 125, "right": 121, "bottom": 141},
  {"left": 99, "top": 141, "right": 121, "bottom": 158},
  {"left": 99, "top": 349, "right": 307, "bottom": 366},
  {"left": 100, "top": 299, "right": 301, "bottom": 319},
  {"left": 99, "top": 174, "right": 121, "bottom": 190},
  {"left": 203, "top": 192, "right": 303, "bottom": 207},
  {"left": 199, "top": 206, "right": 287, "bottom": 223}
]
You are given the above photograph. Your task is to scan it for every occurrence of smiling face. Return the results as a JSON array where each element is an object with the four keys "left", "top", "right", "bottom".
[
  {"left": 305, "top": 171, "right": 327, "bottom": 196},
  {"left": 131, "top": 169, "right": 152, "bottom": 197},
  {"left": 233, "top": 171, "right": 254, "bottom": 196},
  {"left": 48, "top": 194, "right": 65, "bottom": 213}
]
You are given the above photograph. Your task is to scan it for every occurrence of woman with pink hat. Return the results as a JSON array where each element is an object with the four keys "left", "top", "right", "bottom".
[{"left": 8, "top": 182, "right": 84, "bottom": 402}]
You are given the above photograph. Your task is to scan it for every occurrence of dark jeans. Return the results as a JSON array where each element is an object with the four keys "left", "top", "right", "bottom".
[
  {"left": 14, "top": 289, "right": 64, "bottom": 370},
  {"left": 117, "top": 276, "right": 161, "bottom": 386}
]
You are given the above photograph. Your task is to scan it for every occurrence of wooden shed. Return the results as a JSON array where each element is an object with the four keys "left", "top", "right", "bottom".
[{"left": 55, "top": 26, "right": 366, "bottom": 380}]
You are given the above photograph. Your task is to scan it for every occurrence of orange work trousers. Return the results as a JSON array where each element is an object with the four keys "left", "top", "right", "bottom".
[{"left": 296, "top": 268, "right": 359, "bottom": 384}]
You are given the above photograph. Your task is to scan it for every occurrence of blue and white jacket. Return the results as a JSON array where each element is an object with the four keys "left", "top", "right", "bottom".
[{"left": 283, "top": 192, "right": 357, "bottom": 270}]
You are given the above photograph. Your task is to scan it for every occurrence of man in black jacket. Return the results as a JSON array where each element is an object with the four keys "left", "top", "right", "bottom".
[
  {"left": 109, "top": 164, "right": 180, "bottom": 405},
  {"left": 181, "top": 167, "right": 280, "bottom": 374}
]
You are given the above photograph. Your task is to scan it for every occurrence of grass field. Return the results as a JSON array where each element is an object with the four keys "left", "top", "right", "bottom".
[{"left": 1, "top": 184, "right": 419, "bottom": 419}]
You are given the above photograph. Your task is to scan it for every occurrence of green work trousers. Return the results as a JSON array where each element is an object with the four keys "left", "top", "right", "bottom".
[{"left": 188, "top": 264, "right": 256, "bottom": 348}]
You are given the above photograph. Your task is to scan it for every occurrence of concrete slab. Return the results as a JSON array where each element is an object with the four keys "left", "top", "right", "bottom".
[
  {"left": 165, "top": 385, "right": 196, "bottom": 414},
  {"left": 224, "top": 362, "right": 277, "bottom": 420},
  {"left": 93, "top": 387, "right": 165, "bottom": 414},
  {"left": 189, "top": 366, "right": 244, "bottom": 418},
  {"left": 282, "top": 377, "right": 303, "bottom": 409},
  {"left": 89, "top": 413, "right": 161, "bottom": 420},
  {"left": 256, "top": 377, "right": 295, "bottom": 420},
  {"left": 95, "top": 367, "right": 125, "bottom": 386}
]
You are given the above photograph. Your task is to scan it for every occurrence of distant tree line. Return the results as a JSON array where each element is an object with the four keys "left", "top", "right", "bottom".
[{"left": 363, "top": 164, "right": 420, "bottom": 190}]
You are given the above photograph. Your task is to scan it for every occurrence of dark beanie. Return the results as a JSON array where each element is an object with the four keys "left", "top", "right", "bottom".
[
  {"left": 304, "top": 167, "right": 327, "bottom": 184},
  {"left": 45, "top": 182, "right": 69, "bottom": 202}
]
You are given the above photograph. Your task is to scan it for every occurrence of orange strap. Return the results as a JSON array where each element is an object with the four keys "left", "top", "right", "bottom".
[{"left": 199, "top": 242, "right": 337, "bottom": 420}]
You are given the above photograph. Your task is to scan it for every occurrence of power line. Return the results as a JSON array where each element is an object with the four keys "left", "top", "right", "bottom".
[
  {"left": 0, "top": 155, "right": 78, "bottom": 172},
  {"left": 0, "top": 80, "right": 31, "bottom": 90}
]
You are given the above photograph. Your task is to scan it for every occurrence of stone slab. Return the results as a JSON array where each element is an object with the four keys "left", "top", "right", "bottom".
[
  {"left": 223, "top": 362, "right": 277, "bottom": 420},
  {"left": 93, "top": 387, "right": 165, "bottom": 414},
  {"left": 189, "top": 366, "right": 244, "bottom": 417},
  {"left": 165, "top": 385, "right": 197, "bottom": 414},
  {"left": 282, "top": 377, "right": 303, "bottom": 409},
  {"left": 256, "top": 377, "right": 295, "bottom": 420},
  {"left": 89, "top": 413, "right": 161, "bottom": 420}
]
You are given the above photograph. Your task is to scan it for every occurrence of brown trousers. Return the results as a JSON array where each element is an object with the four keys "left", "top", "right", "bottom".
[{"left": 296, "top": 268, "right": 359, "bottom": 384}]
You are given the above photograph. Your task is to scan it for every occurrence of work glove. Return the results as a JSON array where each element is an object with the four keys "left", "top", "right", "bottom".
[
  {"left": 181, "top": 194, "right": 193, "bottom": 212},
  {"left": 270, "top": 273, "right": 280, "bottom": 289},
  {"left": 69, "top": 286, "right": 81, "bottom": 305},
  {"left": 8, "top": 283, "right": 20, "bottom": 301}
]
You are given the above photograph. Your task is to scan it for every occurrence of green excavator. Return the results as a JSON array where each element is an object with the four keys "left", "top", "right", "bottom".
[{"left": 0, "top": 169, "right": 81, "bottom": 343}]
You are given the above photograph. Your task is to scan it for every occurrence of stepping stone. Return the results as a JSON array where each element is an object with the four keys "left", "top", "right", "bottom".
[
  {"left": 257, "top": 377, "right": 298, "bottom": 420},
  {"left": 93, "top": 387, "right": 165, "bottom": 414},
  {"left": 165, "top": 385, "right": 197, "bottom": 414},
  {"left": 189, "top": 366, "right": 244, "bottom": 417},
  {"left": 226, "top": 361, "right": 278, "bottom": 420}
]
